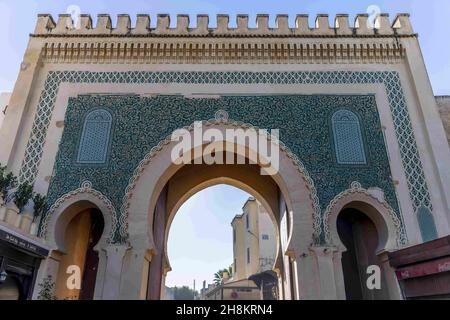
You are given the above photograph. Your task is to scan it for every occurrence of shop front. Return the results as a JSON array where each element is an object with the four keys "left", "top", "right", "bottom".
[
  {"left": 389, "top": 236, "right": 450, "bottom": 299},
  {"left": 0, "top": 223, "right": 49, "bottom": 300}
]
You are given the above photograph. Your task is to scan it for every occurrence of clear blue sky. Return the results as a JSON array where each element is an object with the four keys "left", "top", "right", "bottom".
[
  {"left": 0, "top": 0, "right": 449, "bottom": 94},
  {"left": 166, "top": 185, "right": 250, "bottom": 288},
  {"left": 0, "top": 0, "right": 448, "bottom": 289}
]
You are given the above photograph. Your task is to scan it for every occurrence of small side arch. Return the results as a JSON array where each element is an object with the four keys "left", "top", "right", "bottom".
[
  {"left": 324, "top": 182, "right": 407, "bottom": 252},
  {"left": 41, "top": 181, "right": 116, "bottom": 251}
]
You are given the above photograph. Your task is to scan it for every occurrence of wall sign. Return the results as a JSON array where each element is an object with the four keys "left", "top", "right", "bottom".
[
  {"left": 0, "top": 229, "right": 49, "bottom": 257},
  {"left": 396, "top": 256, "right": 450, "bottom": 280}
]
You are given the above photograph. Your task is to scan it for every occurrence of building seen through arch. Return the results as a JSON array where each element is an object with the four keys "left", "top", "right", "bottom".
[{"left": 199, "top": 197, "right": 277, "bottom": 300}]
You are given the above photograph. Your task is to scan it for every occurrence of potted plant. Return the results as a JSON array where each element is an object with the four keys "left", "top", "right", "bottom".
[
  {"left": 0, "top": 165, "right": 15, "bottom": 199},
  {"left": 0, "top": 165, "right": 17, "bottom": 202},
  {"left": 14, "top": 182, "right": 34, "bottom": 230},
  {"left": 1, "top": 167, "right": 18, "bottom": 224},
  {"left": 31, "top": 193, "right": 46, "bottom": 236}
]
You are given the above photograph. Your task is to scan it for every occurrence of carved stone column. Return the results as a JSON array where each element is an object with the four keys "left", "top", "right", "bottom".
[
  {"left": 310, "top": 246, "right": 341, "bottom": 300},
  {"left": 292, "top": 248, "right": 321, "bottom": 300},
  {"left": 378, "top": 251, "right": 403, "bottom": 300},
  {"left": 119, "top": 246, "right": 153, "bottom": 300},
  {"left": 31, "top": 250, "right": 62, "bottom": 299},
  {"left": 95, "top": 244, "right": 129, "bottom": 300},
  {"left": 332, "top": 249, "right": 346, "bottom": 300}
]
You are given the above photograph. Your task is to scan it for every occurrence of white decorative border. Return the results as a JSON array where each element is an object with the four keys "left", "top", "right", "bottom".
[
  {"left": 323, "top": 181, "right": 407, "bottom": 247},
  {"left": 39, "top": 180, "right": 119, "bottom": 243}
]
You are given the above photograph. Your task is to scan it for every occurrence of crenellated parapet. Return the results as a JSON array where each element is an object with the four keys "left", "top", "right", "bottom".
[
  {"left": 33, "top": 13, "right": 414, "bottom": 37},
  {"left": 31, "top": 13, "right": 415, "bottom": 65}
]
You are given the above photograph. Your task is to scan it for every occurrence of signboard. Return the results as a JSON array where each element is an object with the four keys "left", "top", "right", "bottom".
[
  {"left": 396, "top": 256, "right": 450, "bottom": 280},
  {"left": 0, "top": 229, "right": 49, "bottom": 257}
]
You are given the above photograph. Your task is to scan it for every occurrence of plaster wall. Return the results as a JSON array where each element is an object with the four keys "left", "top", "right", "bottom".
[
  {"left": 436, "top": 96, "right": 450, "bottom": 147},
  {"left": 258, "top": 203, "right": 277, "bottom": 271},
  {"left": 0, "top": 93, "right": 11, "bottom": 135}
]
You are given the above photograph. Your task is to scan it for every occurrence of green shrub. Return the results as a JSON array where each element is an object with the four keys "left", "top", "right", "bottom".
[
  {"left": 33, "top": 193, "right": 47, "bottom": 221},
  {"left": 0, "top": 164, "right": 17, "bottom": 202},
  {"left": 37, "top": 275, "right": 57, "bottom": 300},
  {"left": 14, "top": 182, "right": 34, "bottom": 212}
]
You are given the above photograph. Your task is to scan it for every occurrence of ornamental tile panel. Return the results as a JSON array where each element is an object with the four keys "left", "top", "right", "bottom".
[{"left": 19, "top": 71, "right": 430, "bottom": 243}]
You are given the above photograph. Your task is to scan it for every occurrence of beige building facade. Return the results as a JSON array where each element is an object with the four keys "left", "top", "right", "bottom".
[
  {"left": 0, "top": 12, "right": 449, "bottom": 300},
  {"left": 0, "top": 93, "right": 11, "bottom": 131},
  {"left": 231, "top": 197, "right": 276, "bottom": 281},
  {"left": 436, "top": 96, "right": 450, "bottom": 146}
]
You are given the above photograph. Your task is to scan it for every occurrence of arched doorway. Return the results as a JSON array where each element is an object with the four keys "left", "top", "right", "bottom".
[
  {"left": 38, "top": 184, "right": 116, "bottom": 300},
  {"left": 337, "top": 207, "right": 388, "bottom": 300},
  {"left": 123, "top": 122, "right": 320, "bottom": 300},
  {"left": 54, "top": 207, "right": 104, "bottom": 300},
  {"left": 163, "top": 184, "right": 278, "bottom": 300},
  {"left": 146, "top": 162, "right": 282, "bottom": 300},
  {"left": 325, "top": 184, "right": 404, "bottom": 300}
]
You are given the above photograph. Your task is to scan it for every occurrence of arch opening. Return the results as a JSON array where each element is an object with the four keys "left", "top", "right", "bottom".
[
  {"left": 125, "top": 123, "right": 318, "bottom": 300},
  {"left": 337, "top": 203, "right": 390, "bottom": 300},
  {"left": 147, "top": 160, "right": 283, "bottom": 300},
  {"left": 163, "top": 184, "right": 279, "bottom": 300},
  {"left": 52, "top": 202, "right": 105, "bottom": 300}
]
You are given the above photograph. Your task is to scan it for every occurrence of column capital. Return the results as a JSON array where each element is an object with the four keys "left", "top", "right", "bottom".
[
  {"left": 309, "top": 246, "right": 340, "bottom": 257},
  {"left": 102, "top": 244, "right": 130, "bottom": 258}
]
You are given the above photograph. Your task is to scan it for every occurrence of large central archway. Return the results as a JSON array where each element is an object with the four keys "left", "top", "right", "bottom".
[
  {"left": 121, "top": 121, "right": 321, "bottom": 300},
  {"left": 153, "top": 163, "right": 281, "bottom": 300}
]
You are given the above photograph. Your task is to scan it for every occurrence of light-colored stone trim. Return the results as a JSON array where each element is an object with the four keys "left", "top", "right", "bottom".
[
  {"left": 40, "top": 180, "right": 118, "bottom": 246},
  {"left": 323, "top": 181, "right": 407, "bottom": 248},
  {"left": 39, "top": 39, "right": 405, "bottom": 65},
  {"left": 121, "top": 118, "right": 321, "bottom": 243}
]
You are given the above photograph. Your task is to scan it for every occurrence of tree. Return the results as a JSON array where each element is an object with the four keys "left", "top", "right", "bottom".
[
  {"left": 14, "top": 182, "right": 34, "bottom": 212},
  {"left": 0, "top": 164, "right": 17, "bottom": 202},
  {"left": 213, "top": 266, "right": 233, "bottom": 286},
  {"left": 172, "top": 286, "right": 197, "bottom": 300},
  {"left": 33, "top": 193, "right": 47, "bottom": 222}
]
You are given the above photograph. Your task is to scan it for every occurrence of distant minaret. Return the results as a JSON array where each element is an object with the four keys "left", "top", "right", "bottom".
[{"left": 193, "top": 279, "right": 196, "bottom": 299}]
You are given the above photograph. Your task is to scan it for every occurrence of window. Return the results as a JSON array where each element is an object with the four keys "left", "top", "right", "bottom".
[
  {"left": 247, "top": 248, "right": 250, "bottom": 264},
  {"left": 417, "top": 206, "right": 438, "bottom": 242},
  {"left": 233, "top": 228, "right": 236, "bottom": 243},
  {"left": 234, "top": 258, "right": 237, "bottom": 274},
  {"left": 77, "top": 109, "right": 112, "bottom": 164},
  {"left": 262, "top": 234, "right": 269, "bottom": 240},
  {"left": 332, "top": 110, "right": 367, "bottom": 165},
  {"left": 246, "top": 214, "right": 250, "bottom": 229}
]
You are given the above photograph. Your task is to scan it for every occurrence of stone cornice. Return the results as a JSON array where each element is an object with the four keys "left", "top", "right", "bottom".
[{"left": 39, "top": 37, "right": 405, "bottom": 64}]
